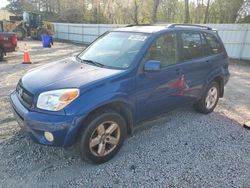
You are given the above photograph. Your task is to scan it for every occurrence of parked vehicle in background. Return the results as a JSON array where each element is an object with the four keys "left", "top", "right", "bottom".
[
  {"left": 0, "top": 21, "right": 17, "bottom": 61},
  {"left": 10, "top": 24, "right": 229, "bottom": 164}
]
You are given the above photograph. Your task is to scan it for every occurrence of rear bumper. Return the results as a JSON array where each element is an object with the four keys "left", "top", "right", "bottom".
[{"left": 10, "top": 91, "right": 86, "bottom": 147}]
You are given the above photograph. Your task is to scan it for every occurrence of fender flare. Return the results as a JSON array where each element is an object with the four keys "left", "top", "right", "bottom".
[
  {"left": 202, "top": 67, "right": 225, "bottom": 98},
  {"left": 73, "top": 92, "right": 135, "bottom": 136}
]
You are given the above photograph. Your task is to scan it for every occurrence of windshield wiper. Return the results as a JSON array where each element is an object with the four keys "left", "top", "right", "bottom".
[{"left": 81, "top": 59, "right": 105, "bottom": 68}]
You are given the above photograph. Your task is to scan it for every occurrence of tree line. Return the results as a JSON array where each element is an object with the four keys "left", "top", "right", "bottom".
[{"left": 6, "top": 0, "right": 250, "bottom": 24}]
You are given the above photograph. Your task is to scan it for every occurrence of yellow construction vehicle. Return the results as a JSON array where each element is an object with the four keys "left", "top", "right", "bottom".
[{"left": 2, "top": 11, "right": 54, "bottom": 40}]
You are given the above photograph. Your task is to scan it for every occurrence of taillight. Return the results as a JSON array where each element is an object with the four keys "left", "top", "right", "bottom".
[{"left": 11, "top": 35, "right": 17, "bottom": 46}]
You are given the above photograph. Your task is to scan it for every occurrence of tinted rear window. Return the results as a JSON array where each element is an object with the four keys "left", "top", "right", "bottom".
[
  {"left": 181, "top": 32, "right": 203, "bottom": 61},
  {"left": 204, "top": 33, "right": 223, "bottom": 55}
]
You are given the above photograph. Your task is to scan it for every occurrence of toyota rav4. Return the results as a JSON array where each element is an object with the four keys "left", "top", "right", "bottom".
[{"left": 10, "top": 24, "right": 230, "bottom": 164}]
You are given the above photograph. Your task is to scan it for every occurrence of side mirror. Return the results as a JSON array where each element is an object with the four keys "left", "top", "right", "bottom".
[{"left": 144, "top": 60, "right": 161, "bottom": 72}]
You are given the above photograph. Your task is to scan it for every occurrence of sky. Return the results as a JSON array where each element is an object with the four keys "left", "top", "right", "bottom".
[{"left": 0, "top": 0, "right": 9, "bottom": 9}]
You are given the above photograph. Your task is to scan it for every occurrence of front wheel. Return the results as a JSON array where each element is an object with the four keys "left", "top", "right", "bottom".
[
  {"left": 14, "top": 27, "right": 26, "bottom": 40},
  {"left": 194, "top": 82, "right": 220, "bottom": 114},
  {"left": 78, "top": 110, "right": 127, "bottom": 164},
  {"left": 37, "top": 29, "right": 47, "bottom": 40}
]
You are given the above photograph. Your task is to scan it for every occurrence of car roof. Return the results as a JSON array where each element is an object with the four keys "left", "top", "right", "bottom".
[
  {"left": 114, "top": 24, "right": 215, "bottom": 34},
  {"left": 114, "top": 25, "right": 170, "bottom": 33}
]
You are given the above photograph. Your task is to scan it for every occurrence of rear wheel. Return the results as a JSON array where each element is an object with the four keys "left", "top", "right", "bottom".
[
  {"left": 0, "top": 48, "right": 4, "bottom": 61},
  {"left": 194, "top": 82, "right": 220, "bottom": 114},
  {"left": 78, "top": 110, "right": 127, "bottom": 164},
  {"left": 37, "top": 29, "right": 47, "bottom": 40},
  {"left": 14, "top": 27, "right": 26, "bottom": 40}
]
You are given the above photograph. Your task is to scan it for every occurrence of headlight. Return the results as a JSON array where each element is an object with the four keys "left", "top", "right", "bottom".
[{"left": 37, "top": 89, "right": 79, "bottom": 111}]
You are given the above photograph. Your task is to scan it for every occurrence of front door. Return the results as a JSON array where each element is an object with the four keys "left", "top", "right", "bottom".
[{"left": 135, "top": 33, "right": 189, "bottom": 122}]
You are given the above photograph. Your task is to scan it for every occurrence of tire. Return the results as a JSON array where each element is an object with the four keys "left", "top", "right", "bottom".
[
  {"left": 78, "top": 109, "right": 127, "bottom": 164},
  {"left": 37, "top": 29, "right": 47, "bottom": 41},
  {"left": 0, "top": 48, "right": 3, "bottom": 61},
  {"left": 14, "top": 27, "right": 26, "bottom": 40},
  {"left": 194, "top": 82, "right": 220, "bottom": 114}
]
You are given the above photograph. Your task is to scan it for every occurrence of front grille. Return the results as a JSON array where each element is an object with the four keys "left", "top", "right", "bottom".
[{"left": 16, "top": 81, "right": 34, "bottom": 110}]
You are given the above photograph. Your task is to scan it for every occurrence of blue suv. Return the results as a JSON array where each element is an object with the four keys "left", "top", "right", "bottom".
[{"left": 10, "top": 24, "right": 230, "bottom": 163}]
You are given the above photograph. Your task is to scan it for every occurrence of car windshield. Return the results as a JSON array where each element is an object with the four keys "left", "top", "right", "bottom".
[{"left": 77, "top": 32, "right": 149, "bottom": 69}]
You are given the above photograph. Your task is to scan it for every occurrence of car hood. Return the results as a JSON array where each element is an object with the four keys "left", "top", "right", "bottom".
[{"left": 21, "top": 57, "right": 124, "bottom": 94}]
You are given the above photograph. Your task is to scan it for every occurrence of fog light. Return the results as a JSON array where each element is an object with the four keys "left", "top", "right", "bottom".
[{"left": 44, "top": 132, "right": 54, "bottom": 142}]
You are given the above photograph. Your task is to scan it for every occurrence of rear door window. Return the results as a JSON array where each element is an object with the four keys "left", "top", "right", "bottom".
[
  {"left": 181, "top": 32, "right": 203, "bottom": 61},
  {"left": 204, "top": 33, "right": 223, "bottom": 55}
]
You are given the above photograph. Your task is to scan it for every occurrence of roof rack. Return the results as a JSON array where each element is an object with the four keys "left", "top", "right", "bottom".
[
  {"left": 168, "top": 24, "right": 213, "bottom": 30},
  {"left": 126, "top": 24, "right": 153, "bottom": 27}
]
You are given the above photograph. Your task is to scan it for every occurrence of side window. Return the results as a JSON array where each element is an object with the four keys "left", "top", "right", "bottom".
[
  {"left": 204, "top": 33, "right": 223, "bottom": 55},
  {"left": 143, "top": 33, "right": 178, "bottom": 67},
  {"left": 181, "top": 32, "right": 203, "bottom": 61}
]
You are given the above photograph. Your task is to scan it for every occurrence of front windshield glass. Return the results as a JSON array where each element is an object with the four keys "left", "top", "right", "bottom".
[{"left": 78, "top": 32, "right": 149, "bottom": 69}]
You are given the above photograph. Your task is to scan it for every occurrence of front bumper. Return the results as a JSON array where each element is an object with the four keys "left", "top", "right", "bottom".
[{"left": 10, "top": 91, "right": 85, "bottom": 147}]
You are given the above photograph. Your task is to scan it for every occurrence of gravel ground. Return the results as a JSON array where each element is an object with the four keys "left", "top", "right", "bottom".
[{"left": 0, "top": 41, "right": 250, "bottom": 188}]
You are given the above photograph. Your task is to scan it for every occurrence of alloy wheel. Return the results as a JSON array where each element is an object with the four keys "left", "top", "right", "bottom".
[
  {"left": 89, "top": 121, "right": 120, "bottom": 157},
  {"left": 205, "top": 86, "right": 218, "bottom": 110}
]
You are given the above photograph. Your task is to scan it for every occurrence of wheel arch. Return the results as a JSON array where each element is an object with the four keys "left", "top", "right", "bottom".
[
  {"left": 13, "top": 27, "right": 26, "bottom": 40},
  {"left": 202, "top": 68, "right": 224, "bottom": 98},
  {"left": 211, "top": 76, "right": 224, "bottom": 97},
  {"left": 77, "top": 100, "right": 134, "bottom": 142},
  {"left": 37, "top": 28, "right": 48, "bottom": 40}
]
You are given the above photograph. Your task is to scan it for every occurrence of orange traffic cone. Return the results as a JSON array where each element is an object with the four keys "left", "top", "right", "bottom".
[{"left": 23, "top": 44, "right": 32, "bottom": 64}]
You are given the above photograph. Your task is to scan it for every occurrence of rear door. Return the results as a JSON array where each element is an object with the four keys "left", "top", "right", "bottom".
[
  {"left": 177, "top": 31, "right": 212, "bottom": 101},
  {"left": 203, "top": 32, "right": 229, "bottom": 78}
]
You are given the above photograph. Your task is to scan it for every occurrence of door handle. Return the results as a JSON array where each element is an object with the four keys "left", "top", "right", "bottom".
[{"left": 175, "top": 68, "right": 183, "bottom": 75}]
